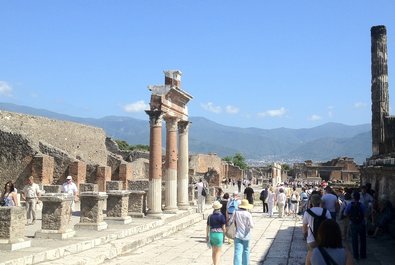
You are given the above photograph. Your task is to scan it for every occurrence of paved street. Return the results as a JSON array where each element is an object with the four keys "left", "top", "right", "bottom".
[{"left": 103, "top": 207, "right": 306, "bottom": 265}]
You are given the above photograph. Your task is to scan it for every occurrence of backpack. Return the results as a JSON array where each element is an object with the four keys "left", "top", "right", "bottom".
[
  {"left": 201, "top": 186, "right": 208, "bottom": 197},
  {"left": 260, "top": 190, "right": 267, "bottom": 201},
  {"left": 307, "top": 208, "right": 328, "bottom": 240},
  {"left": 349, "top": 202, "right": 363, "bottom": 224},
  {"left": 227, "top": 199, "right": 239, "bottom": 214}
]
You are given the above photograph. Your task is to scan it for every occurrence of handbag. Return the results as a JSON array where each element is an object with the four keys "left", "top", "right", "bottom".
[{"left": 225, "top": 213, "right": 236, "bottom": 239}]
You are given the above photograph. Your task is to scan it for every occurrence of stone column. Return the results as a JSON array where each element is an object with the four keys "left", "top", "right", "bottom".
[
  {"left": 145, "top": 110, "right": 164, "bottom": 216},
  {"left": 75, "top": 192, "right": 108, "bottom": 231},
  {"left": 371, "top": 25, "right": 389, "bottom": 156},
  {"left": 119, "top": 163, "right": 132, "bottom": 189},
  {"left": 177, "top": 121, "right": 190, "bottom": 210},
  {"left": 164, "top": 116, "right": 179, "bottom": 213},
  {"left": 35, "top": 193, "right": 75, "bottom": 239},
  {"left": 0, "top": 207, "right": 31, "bottom": 251}
]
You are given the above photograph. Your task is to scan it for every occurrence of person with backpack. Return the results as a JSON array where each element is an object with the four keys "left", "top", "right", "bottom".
[
  {"left": 344, "top": 191, "right": 367, "bottom": 260},
  {"left": 196, "top": 178, "right": 206, "bottom": 213},
  {"left": 303, "top": 194, "right": 332, "bottom": 265},
  {"left": 259, "top": 187, "right": 269, "bottom": 213},
  {"left": 226, "top": 192, "right": 240, "bottom": 222}
]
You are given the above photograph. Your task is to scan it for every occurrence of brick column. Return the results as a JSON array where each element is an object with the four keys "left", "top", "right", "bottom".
[
  {"left": 177, "top": 121, "right": 190, "bottom": 210},
  {"left": 119, "top": 163, "right": 132, "bottom": 189},
  {"left": 69, "top": 161, "right": 86, "bottom": 190},
  {"left": 32, "top": 155, "right": 54, "bottom": 184},
  {"left": 96, "top": 166, "right": 111, "bottom": 192},
  {"left": 164, "top": 116, "right": 179, "bottom": 213},
  {"left": 145, "top": 110, "right": 164, "bottom": 216}
]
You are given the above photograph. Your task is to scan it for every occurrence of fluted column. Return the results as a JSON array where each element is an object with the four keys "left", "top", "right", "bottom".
[
  {"left": 145, "top": 110, "right": 164, "bottom": 216},
  {"left": 164, "top": 116, "right": 179, "bottom": 212},
  {"left": 177, "top": 121, "right": 190, "bottom": 210},
  {"left": 371, "top": 25, "right": 389, "bottom": 156}
]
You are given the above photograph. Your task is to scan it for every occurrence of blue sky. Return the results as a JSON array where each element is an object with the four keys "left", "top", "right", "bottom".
[{"left": 0, "top": 1, "right": 394, "bottom": 129}]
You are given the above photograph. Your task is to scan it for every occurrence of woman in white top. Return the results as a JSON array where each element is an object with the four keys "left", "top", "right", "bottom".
[{"left": 267, "top": 186, "right": 276, "bottom": 217}]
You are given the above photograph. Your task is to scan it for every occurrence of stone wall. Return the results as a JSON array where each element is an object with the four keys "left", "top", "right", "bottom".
[
  {"left": 189, "top": 153, "right": 223, "bottom": 177},
  {"left": 360, "top": 166, "right": 395, "bottom": 206}
]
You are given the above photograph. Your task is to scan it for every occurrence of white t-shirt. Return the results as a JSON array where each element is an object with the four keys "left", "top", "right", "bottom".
[
  {"left": 321, "top": 193, "right": 338, "bottom": 213},
  {"left": 303, "top": 207, "right": 332, "bottom": 243},
  {"left": 277, "top": 193, "right": 287, "bottom": 204},
  {"left": 196, "top": 182, "right": 204, "bottom": 197},
  {"left": 62, "top": 182, "right": 78, "bottom": 195},
  {"left": 22, "top": 183, "right": 40, "bottom": 199}
]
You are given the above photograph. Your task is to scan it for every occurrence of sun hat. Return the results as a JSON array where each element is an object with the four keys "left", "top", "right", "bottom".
[
  {"left": 66, "top": 176, "right": 72, "bottom": 180},
  {"left": 238, "top": 199, "right": 253, "bottom": 210},
  {"left": 212, "top": 201, "right": 222, "bottom": 210}
]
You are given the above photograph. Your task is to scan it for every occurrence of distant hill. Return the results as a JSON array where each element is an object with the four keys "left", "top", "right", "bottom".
[{"left": 0, "top": 102, "right": 372, "bottom": 164}]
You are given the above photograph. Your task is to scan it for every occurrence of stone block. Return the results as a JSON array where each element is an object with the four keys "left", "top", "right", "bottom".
[
  {"left": 80, "top": 183, "right": 99, "bottom": 192},
  {"left": 32, "top": 154, "right": 54, "bottom": 184},
  {"left": 0, "top": 206, "right": 31, "bottom": 251},
  {"left": 75, "top": 192, "right": 108, "bottom": 231},
  {"left": 106, "top": 181, "right": 123, "bottom": 191},
  {"left": 128, "top": 179, "right": 149, "bottom": 191},
  {"left": 106, "top": 190, "right": 130, "bottom": 218},
  {"left": 128, "top": 191, "right": 146, "bottom": 217},
  {"left": 43, "top": 185, "right": 62, "bottom": 193},
  {"left": 119, "top": 163, "right": 132, "bottom": 187},
  {"left": 96, "top": 166, "right": 111, "bottom": 192}
]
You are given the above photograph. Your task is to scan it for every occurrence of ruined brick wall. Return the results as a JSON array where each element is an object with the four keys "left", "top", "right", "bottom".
[
  {"left": 189, "top": 154, "right": 223, "bottom": 177},
  {"left": 0, "top": 111, "right": 108, "bottom": 165},
  {"left": 0, "top": 111, "right": 109, "bottom": 189},
  {"left": 0, "top": 129, "right": 36, "bottom": 190},
  {"left": 228, "top": 164, "right": 243, "bottom": 180}
]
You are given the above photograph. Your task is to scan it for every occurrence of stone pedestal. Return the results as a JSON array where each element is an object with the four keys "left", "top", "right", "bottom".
[
  {"left": 106, "top": 181, "right": 123, "bottom": 191},
  {"left": 75, "top": 192, "right": 108, "bottom": 231},
  {"left": 188, "top": 184, "right": 196, "bottom": 206},
  {"left": 43, "top": 185, "right": 62, "bottom": 193},
  {"left": 128, "top": 191, "right": 147, "bottom": 218},
  {"left": 0, "top": 207, "right": 31, "bottom": 251},
  {"left": 104, "top": 190, "right": 132, "bottom": 224},
  {"left": 79, "top": 183, "right": 99, "bottom": 193},
  {"left": 35, "top": 193, "right": 75, "bottom": 239}
]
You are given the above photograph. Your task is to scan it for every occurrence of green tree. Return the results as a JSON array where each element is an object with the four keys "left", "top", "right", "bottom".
[
  {"left": 115, "top": 140, "right": 149, "bottom": 151},
  {"left": 222, "top": 153, "right": 247, "bottom": 170}
]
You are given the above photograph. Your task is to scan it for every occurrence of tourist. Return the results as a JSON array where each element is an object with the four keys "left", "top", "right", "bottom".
[
  {"left": 243, "top": 183, "right": 254, "bottom": 205},
  {"left": 299, "top": 187, "right": 309, "bottom": 215},
  {"left": 62, "top": 176, "right": 78, "bottom": 213},
  {"left": 277, "top": 188, "right": 287, "bottom": 218},
  {"left": 267, "top": 186, "right": 276, "bottom": 217},
  {"left": 216, "top": 187, "right": 223, "bottom": 201},
  {"left": 227, "top": 192, "right": 240, "bottom": 223},
  {"left": 345, "top": 191, "right": 367, "bottom": 260},
  {"left": 321, "top": 186, "right": 339, "bottom": 220},
  {"left": 206, "top": 201, "right": 226, "bottom": 265},
  {"left": 360, "top": 185, "right": 374, "bottom": 220},
  {"left": 310, "top": 219, "right": 353, "bottom": 265},
  {"left": 1, "top": 181, "right": 18, "bottom": 206},
  {"left": 290, "top": 186, "right": 300, "bottom": 218},
  {"left": 22, "top": 176, "right": 41, "bottom": 225},
  {"left": 259, "top": 186, "right": 268, "bottom": 213},
  {"left": 233, "top": 199, "right": 254, "bottom": 265},
  {"left": 338, "top": 192, "right": 352, "bottom": 240},
  {"left": 237, "top": 179, "right": 242, "bottom": 193},
  {"left": 196, "top": 178, "right": 205, "bottom": 213},
  {"left": 303, "top": 194, "right": 331, "bottom": 265}
]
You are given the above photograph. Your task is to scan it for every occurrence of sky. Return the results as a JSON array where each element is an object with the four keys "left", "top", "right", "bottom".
[{"left": 0, "top": 1, "right": 394, "bottom": 129}]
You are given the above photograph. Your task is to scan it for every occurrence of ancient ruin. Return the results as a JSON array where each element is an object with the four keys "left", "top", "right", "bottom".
[{"left": 361, "top": 25, "right": 395, "bottom": 206}]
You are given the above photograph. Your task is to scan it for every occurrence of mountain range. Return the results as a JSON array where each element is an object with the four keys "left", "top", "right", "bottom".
[{"left": 0, "top": 102, "right": 372, "bottom": 164}]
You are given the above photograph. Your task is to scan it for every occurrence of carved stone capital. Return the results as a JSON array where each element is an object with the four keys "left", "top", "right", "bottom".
[
  {"left": 164, "top": 116, "right": 179, "bottom": 132},
  {"left": 145, "top": 110, "right": 164, "bottom": 127},
  {"left": 178, "top": 121, "right": 190, "bottom": 134}
]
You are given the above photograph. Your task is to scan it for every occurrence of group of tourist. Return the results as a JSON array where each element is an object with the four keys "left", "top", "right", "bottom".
[{"left": 0, "top": 175, "right": 79, "bottom": 224}]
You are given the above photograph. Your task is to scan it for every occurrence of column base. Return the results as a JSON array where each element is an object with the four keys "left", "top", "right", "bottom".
[
  {"left": 35, "top": 229, "right": 75, "bottom": 240},
  {"left": 129, "top": 212, "right": 145, "bottom": 218},
  {"left": 177, "top": 203, "right": 190, "bottom": 210},
  {"left": 146, "top": 211, "right": 164, "bottom": 219},
  {"left": 104, "top": 216, "right": 132, "bottom": 225},
  {"left": 0, "top": 239, "right": 31, "bottom": 251},
  {"left": 74, "top": 222, "right": 108, "bottom": 231},
  {"left": 163, "top": 209, "right": 179, "bottom": 214}
]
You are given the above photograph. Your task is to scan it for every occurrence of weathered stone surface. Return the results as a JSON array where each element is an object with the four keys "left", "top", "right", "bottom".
[
  {"left": 80, "top": 183, "right": 99, "bottom": 192},
  {"left": 39, "top": 193, "right": 73, "bottom": 231},
  {"left": 106, "top": 181, "right": 123, "bottom": 191},
  {"left": 106, "top": 191, "right": 130, "bottom": 217},
  {"left": 43, "top": 185, "right": 62, "bottom": 193},
  {"left": 79, "top": 192, "right": 108, "bottom": 224},
  {"left": 0, "top": 207, "right": 26, "bottom": 241},
  {"left": 128, "top": 179, "right": 149, "bottom": 191},
  {"left": 128, "top": 191, "right": 146, "bottom": 217}
]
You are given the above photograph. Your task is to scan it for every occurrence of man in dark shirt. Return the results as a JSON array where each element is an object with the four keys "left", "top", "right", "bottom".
[{"left": 244, "top": 184, "right": 254, "bottom": 205}]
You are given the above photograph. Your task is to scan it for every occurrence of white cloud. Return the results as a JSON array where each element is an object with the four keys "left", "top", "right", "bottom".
[
  {"left": 201, "top": 102, "right": 222, "bottom": 113},
  {"left": 258, "top": 107, "right": 287, "bottom": 118},
  {"left": 309, "top": 114, "right": 322, "bottom": 121},
  {"left": 0, "top": 81, "right": 13, "bottom": 97},
  {"left": 225, "top": 105, "right": 239, "bottom": 114},
  {"left": 354, "top": 102, "right": 368, "bottom": 109},
  {"left": 123, "top": 100, "right": 149, "bottom": 113}
]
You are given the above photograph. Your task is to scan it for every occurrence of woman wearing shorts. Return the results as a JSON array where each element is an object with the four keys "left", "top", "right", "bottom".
[{"left": 207, "top": 201, "right": 227, "bottom": 265}]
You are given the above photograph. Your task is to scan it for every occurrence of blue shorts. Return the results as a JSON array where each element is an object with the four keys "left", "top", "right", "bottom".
[{"left": 210, "top": 232, "right": 224, "bottom": 247}]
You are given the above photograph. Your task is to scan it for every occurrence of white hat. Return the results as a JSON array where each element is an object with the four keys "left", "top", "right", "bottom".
[
  {"left": 66, "top": 176, "right": 72, "bottom": 180},
  {"left": 212, "top": 201, "right": 222, "bottom": 210}
]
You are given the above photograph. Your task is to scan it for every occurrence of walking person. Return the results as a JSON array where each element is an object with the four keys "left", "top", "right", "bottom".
[
  {"left": 22, "top": 176, "right": 41, "bottom": 225},
  {"left": 1, "top": 181, "right": 18, "bottom": 206},
  {"left": 310, "top": 219, "right": 353, "bottom": 265},
  {"left": 243, "top": 183, "right": 254, "bottom": 205},
  {"left": 62, "top": 176, "right": 78, "bottom": 216},
  {"left": 259, "top": 186, "right": 268, "bottom": 213},
  {"left": 196, "top": 178, "right": 206, "bottom": 213},
  {"left": 267, "top": 187, "right": 276, "bottom": 217},
  {"left": 345, "top": 191, "right": 367, "bottom": 260},
  {"left": 277, "top": 188, "right": 287, "bottom": 218},
  {"left": 290, "top": 186, "right": 300, "bottom": 218},
  {"left": 206, "top": 201, "right": 227, "bottom": 265},
  {"left": 233, "top": 199, "right": 254, "bottom": 265}
]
